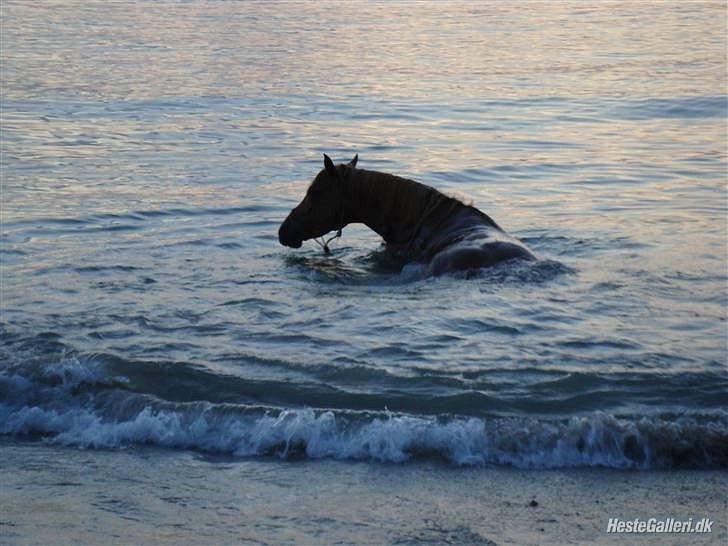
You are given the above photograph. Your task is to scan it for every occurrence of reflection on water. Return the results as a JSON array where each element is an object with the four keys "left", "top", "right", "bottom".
[{"left": 1, "top": 1, "right": 726, "bottom": 462}]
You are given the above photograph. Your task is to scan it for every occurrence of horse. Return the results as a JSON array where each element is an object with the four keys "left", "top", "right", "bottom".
[{"left": 278, "top": 154, "right": 535, "bottom": 276}]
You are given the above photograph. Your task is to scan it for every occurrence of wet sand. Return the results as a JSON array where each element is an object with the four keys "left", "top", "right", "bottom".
[{"left": 1, "top": 440, "right": 725, "bottom": 545}]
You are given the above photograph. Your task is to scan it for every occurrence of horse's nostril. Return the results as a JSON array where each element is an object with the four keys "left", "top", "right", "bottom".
[
  {"left": 278, "top": 224, "right": 290, "bottom": 246},
  {"left": 279, "top": 219, "right": 303, "bottom": 248}
]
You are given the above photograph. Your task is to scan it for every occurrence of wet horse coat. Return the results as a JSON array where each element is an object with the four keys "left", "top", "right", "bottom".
[{"left": 278, "top": 155, "right": 534, "bottom": 275}]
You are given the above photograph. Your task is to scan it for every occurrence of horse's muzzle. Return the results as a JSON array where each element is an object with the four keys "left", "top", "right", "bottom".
[
  {"left": 278, "top": 220, "right": 303, "bottom": 248},
  {"left": 282, "top": 238, "right": 302, "bottom": 249}
]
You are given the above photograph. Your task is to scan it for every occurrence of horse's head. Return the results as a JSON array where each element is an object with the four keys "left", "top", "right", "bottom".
[{"left": 278, "top": 153, "right": 358, "bottom": 248}]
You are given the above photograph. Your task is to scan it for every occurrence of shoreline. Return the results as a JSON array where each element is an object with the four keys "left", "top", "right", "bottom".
[{"left": 1, "top": 439, "right": 725, "bottom": 545}]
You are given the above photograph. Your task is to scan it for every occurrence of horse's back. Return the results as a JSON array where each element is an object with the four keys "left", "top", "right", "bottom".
[
  {"left": 427, "top": 239, "right": 533, "bottom": 276},
  {"left": 423, "top": 205, "right": 534, "bottom": 275}
]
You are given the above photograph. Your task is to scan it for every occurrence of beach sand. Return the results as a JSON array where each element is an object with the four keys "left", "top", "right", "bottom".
[{"left": 1, "top": 439, "right": 725, "bottom": 545}]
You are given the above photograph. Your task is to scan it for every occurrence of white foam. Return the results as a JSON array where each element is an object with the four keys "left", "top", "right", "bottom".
[
  {"left": 1, "top": 357, "right": 725, "bottom": 468},
  {"left": 2, "top": 390, "right": 725, "bottom": 468}
]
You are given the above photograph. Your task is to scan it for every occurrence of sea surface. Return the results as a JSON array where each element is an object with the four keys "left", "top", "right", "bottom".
[{"left": 1, "top": 0, "right": 727, "bottom": 521}]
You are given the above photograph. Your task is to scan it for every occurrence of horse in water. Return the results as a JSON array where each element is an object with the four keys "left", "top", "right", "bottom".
[{"left": 278, "top": 154, "right": 535, "bottom": 276}]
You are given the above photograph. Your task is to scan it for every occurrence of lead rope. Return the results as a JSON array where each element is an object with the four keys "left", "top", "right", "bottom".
[{"left": 314, "top": 227, "right": 342, "bottom": 255}]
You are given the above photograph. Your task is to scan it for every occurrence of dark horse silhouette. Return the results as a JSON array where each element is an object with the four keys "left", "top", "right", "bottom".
[{"left": 278, "top": 154, "right": 535, "bottom": 275}]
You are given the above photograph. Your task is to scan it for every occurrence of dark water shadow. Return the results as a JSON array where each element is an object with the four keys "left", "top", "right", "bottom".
[{"left": 282, "top": 242, "right": 574, "bottom": 287}]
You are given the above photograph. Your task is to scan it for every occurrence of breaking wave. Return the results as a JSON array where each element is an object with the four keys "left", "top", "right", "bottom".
[{"left": 1, "top": 351, "right": 726, "bottom": 469}]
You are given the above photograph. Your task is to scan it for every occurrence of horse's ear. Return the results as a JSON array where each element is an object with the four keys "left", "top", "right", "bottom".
[
  {"left": 348, "top": 154, "right": 358, "bottom": 168},
  {"left": 323, "top": 154, "right": 338, "bottom": 178}
]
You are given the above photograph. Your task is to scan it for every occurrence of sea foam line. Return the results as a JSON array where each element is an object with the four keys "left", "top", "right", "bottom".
[
  {"left": 1, "top": 383, "right": 726, "bottom": 468},
  {"left": 1, "top": 352, "right": 726, "bottom": 469}
]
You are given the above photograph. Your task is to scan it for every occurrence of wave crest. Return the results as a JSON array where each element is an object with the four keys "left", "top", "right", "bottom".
[
  {"left": 2, "top": 379, "right": 726, "bottom": 468},
  {"left": 1, "top": 345, "right": 726, "bottom": 469}
]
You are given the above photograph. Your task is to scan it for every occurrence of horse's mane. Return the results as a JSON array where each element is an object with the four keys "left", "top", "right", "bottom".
[
  {"left": 355, "top": 168, "right": 496, "bottom": 222},
  {"left": 348, "top": 168, "right": 499, "bottom": 248}
]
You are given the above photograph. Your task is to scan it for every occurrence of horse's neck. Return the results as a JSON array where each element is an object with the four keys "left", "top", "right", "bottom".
[{"left": 344, "top": 169, "right": 448, "bottom": 246}]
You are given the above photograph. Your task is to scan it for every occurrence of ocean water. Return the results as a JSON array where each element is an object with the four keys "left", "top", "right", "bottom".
[{"left": 2, "top": 0, "right": 727, "bottom": 491}]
